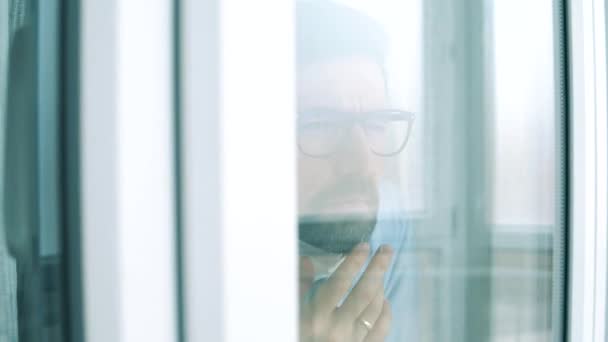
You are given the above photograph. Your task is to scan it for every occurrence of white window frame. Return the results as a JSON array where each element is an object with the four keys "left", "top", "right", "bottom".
[
  {"left": 180, "top": 0, "right": 298, "bottom": 341},
  {"left": 81, "top": 0, "right": 178, "bottom": 341},
  {"left": 568, "top": 0, "right": 608, "bottom": 340}
]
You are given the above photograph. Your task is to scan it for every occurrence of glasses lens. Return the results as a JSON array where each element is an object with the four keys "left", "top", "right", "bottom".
[
  {"left": 298, "top": 119, "right": 342, "bottom": 156},
  {"left": 364, "top": 117, "right": 412, "bottom": 156}
]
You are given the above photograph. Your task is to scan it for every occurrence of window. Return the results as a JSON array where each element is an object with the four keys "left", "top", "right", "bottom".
[
  {"left": 179, "top": 0, "right": 573, "bottom": 340},
  {"left": 295, "top": 0, "right": 565, "bottom": 341}
]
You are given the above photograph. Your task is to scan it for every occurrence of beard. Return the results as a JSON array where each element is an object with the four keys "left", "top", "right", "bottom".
[
  {"left": 298, "top": 213, "right": 377, "bottom": 254},
  {"left": 299, "top": 175, "right": 380, "bottom": 254}
]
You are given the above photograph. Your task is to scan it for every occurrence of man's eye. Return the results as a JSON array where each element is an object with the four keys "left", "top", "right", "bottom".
[
  {"left": 300, "top": 121, "right": 334, "bottom": 133},
  {"left": 365, "top": 120, "right": 389, "bottom": 132}
]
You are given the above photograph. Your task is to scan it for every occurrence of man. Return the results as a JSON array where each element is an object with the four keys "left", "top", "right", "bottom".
[{"left": 297, "top": 2, "right": 417, "bottom": 341}]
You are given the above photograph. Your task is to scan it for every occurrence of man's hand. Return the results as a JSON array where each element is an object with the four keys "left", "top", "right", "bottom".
[{"left": 299, "top": 244, "right": 394, "bottom": 342}]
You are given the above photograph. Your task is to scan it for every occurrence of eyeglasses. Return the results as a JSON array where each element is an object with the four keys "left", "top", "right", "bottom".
[{"left": 297, "top": 110, "right": 414, "bottom": 157}]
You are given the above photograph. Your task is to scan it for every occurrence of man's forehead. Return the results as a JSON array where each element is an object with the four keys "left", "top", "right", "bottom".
[{"left": 297, "top": 56, "right": 388, "bottom": 112}]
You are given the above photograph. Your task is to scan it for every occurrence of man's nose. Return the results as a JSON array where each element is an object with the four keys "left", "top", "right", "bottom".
[{"left": 333, "top": 124, "right": 376, "bottom": 174}]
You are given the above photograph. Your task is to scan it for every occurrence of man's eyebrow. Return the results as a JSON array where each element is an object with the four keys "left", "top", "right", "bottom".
[
  {"left": 297, "top": 108, "right": 344, "bottom": 118},
  {"left": 299, "top": 107, "right": 342, "bottom": 113}
]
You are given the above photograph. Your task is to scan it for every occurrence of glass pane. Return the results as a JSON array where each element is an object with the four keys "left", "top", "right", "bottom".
[
  {"left": 295, "top": 1, "right": 565, "bottom": 342},
  {"left": 0, "top": 2, "right": 16, "bottom": 341},
  {"left": 489, "top": 0, "right": 559, "bottom": 340},
  {"left": 1, "top": 0, "right": 71, "bottom": 341}
]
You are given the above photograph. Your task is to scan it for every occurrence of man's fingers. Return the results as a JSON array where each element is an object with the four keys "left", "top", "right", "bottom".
[
  {"left": 313, "top": 243, "right": 370, "bottom": 313},
  {"left": 351, "top": 289, "right": 385, "bottom": 342},
  {"left": 357, "top": 286, "right": 385, "bottom": 327},
  {"left": 299, "top": 257, "right": 315, "bottom": 300},
  {"left": 363, "top": 300, "right": 392, "bottom": 342},
  {"left": 338, "top": 245, "right": 393, "bottom": 319}
]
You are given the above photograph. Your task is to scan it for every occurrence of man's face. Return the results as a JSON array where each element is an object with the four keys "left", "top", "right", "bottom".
[{"left": 297, "top": 56, "right": 388, "bottom": 254}]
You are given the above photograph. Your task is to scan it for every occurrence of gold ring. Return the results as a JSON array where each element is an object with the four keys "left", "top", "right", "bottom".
[{"left": 359, "top": 318, "right": 373, "bottom": 331}]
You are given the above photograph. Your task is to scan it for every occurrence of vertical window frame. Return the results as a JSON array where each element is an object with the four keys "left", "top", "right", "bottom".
[
  {"left": 80, "top": 0, "right": 178, "bottom": 341},
  {"left": 179, "top": 0, "right": 298, "bottom": 341},
  {"left": 567, "top": 0, "right": 608, "bottom": 340}
]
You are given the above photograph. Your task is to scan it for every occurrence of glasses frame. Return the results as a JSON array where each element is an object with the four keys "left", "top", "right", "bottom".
[{"left": 297, "top": 109, "right": 415, "bottom": 158}]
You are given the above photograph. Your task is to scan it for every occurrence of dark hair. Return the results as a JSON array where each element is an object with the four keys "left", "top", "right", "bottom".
[{"left": 296, "top": 1, "right": 389, "bottom": 68}]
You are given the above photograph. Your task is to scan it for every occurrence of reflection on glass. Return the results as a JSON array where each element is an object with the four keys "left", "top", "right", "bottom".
[
  {"left": 296, "top": 0, "right": 564, "bottom": 341},
  {"left": 297, "top": 2, "right": 417, "bottom": 341},
  {"left": 1, "top": 1, "right": 68, "bottom": 341},
  {"left": 0, "top": 2, "right": 17, "bottom": 341},
  {"left": 489, "top": 0, "right": 557, "bottom": 340}
]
